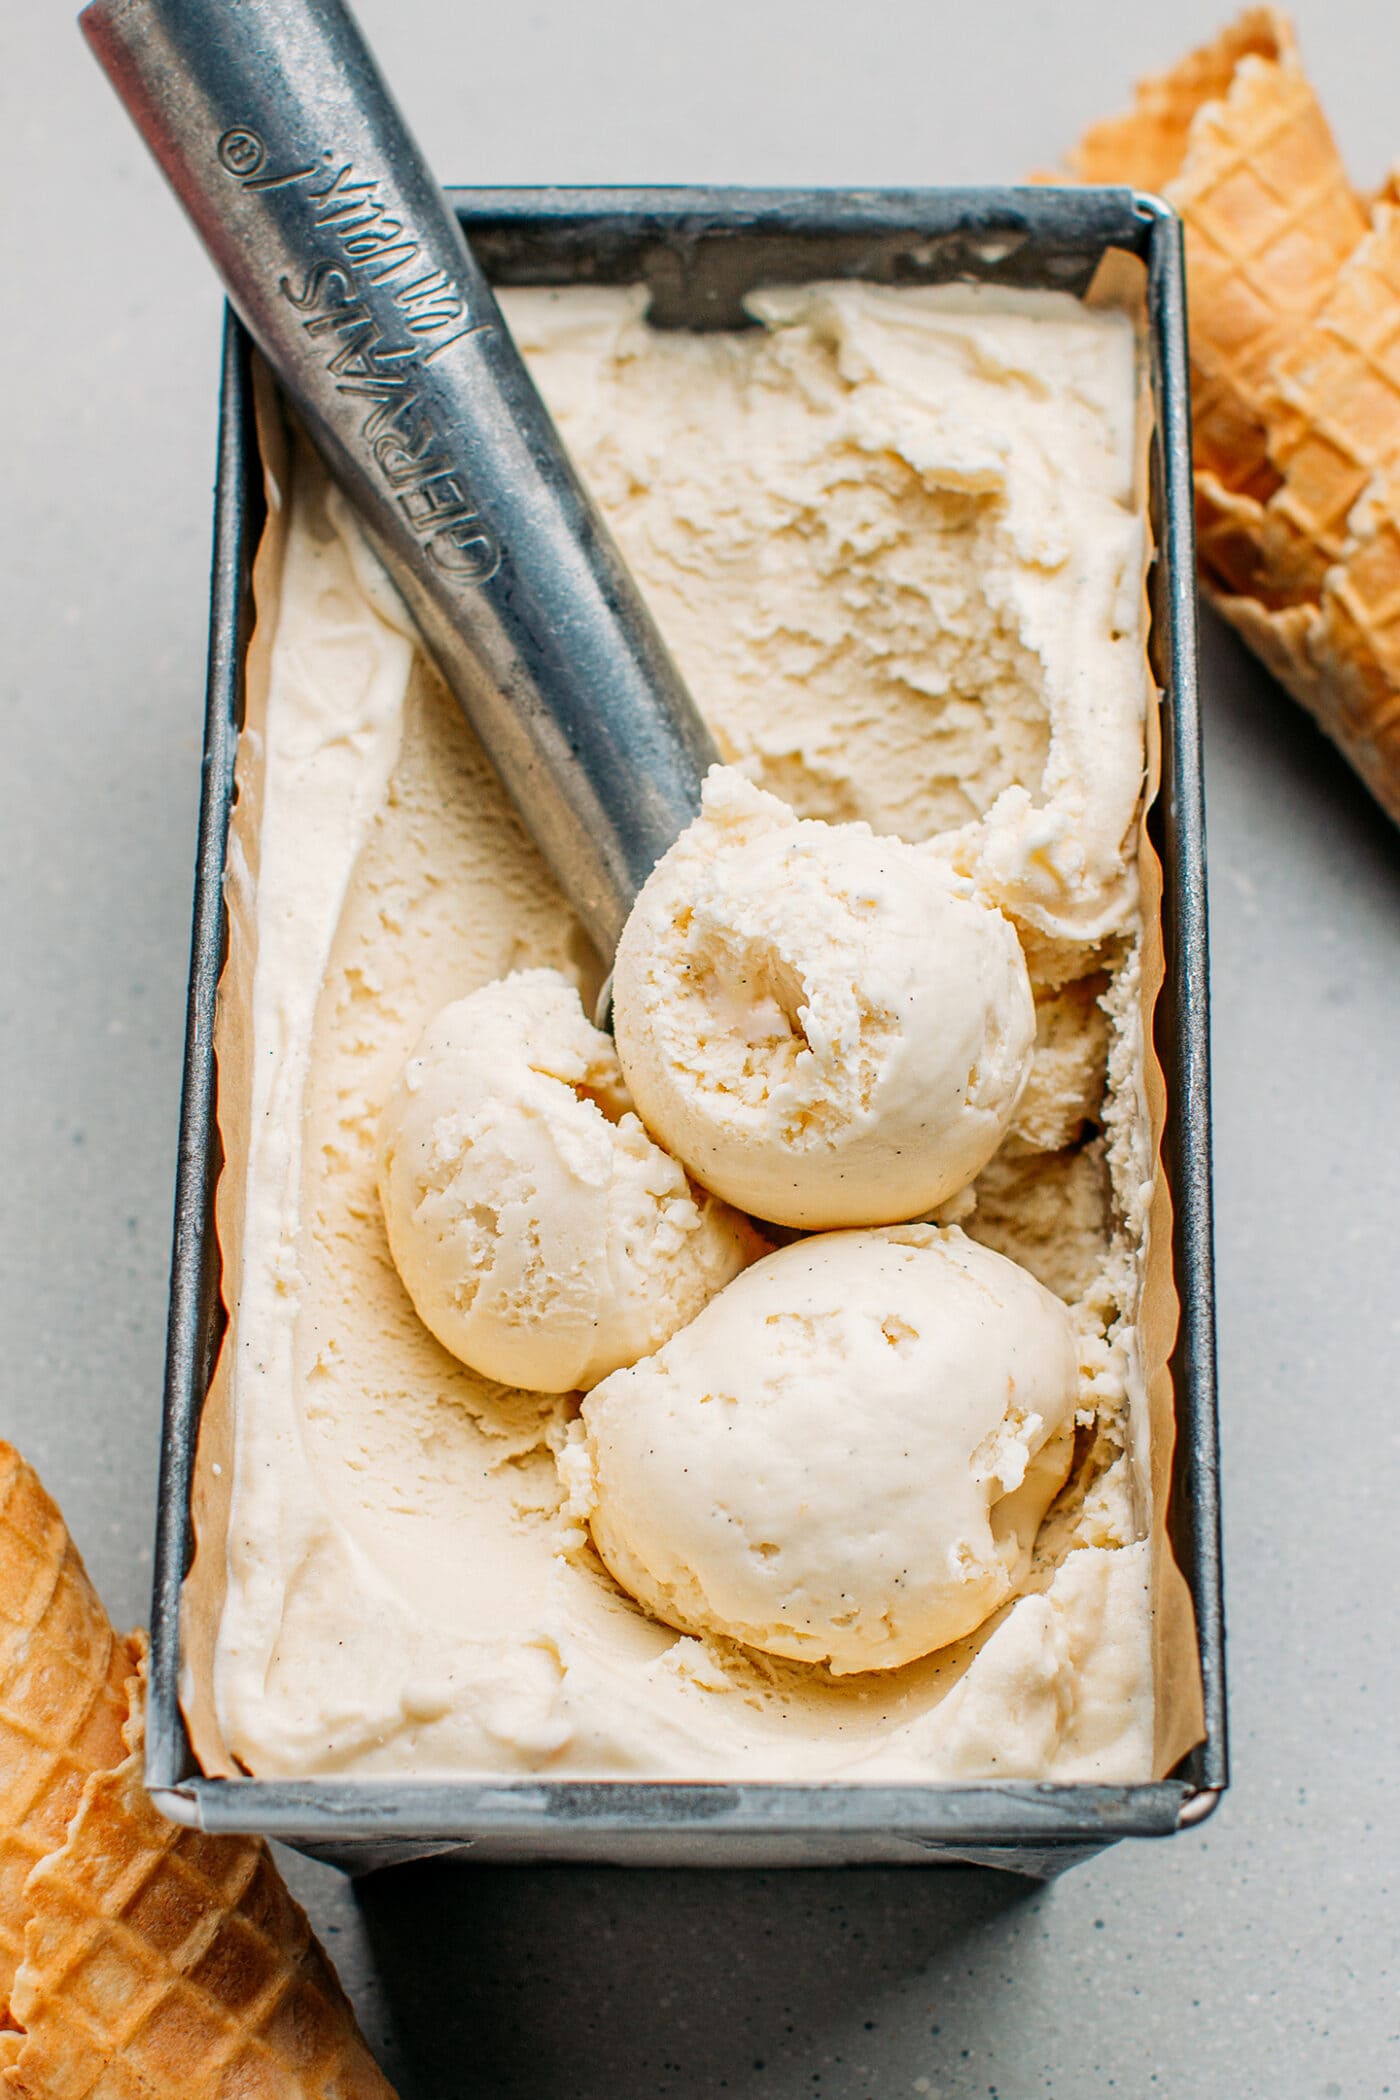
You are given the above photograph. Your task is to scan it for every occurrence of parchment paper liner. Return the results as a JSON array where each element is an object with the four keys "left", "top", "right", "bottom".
[{"left": 181, "top": 272, "right": 1206, "bottom": 1784}]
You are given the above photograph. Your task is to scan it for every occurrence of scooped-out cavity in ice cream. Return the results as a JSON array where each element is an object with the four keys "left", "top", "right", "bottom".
[
  {"left": 574, "top": 1223, "right": 1082, "bottom": 1673},
  {"left": 377, "top": 970, "right": 761, "bottom": 1392},
  {"left": 611, "top": 768, "right": 1037, "bottom": 1229}
]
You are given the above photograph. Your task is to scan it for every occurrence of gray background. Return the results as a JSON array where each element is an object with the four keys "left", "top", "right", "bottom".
[{"left": 5, "top": 2, "right": 1398, "bottom": 2094}]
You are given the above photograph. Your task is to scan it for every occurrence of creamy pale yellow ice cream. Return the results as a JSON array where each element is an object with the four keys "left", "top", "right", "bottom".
[
  {"left": 377, "top": 970, "right": 760, "bottom": 1391},
  {"left": 611, "top": 769, "right": 1036, "bottom": 1228},
  {"left": 191, "top": 279, "right": 1160, "bottom": 1784},
  {"left": 578, "top": 1225, "right": 1080, "bottom": 1673}
]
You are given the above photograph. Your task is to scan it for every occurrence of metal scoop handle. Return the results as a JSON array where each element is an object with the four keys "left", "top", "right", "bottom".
[{"left": 80, "top": 0, "right": 716, "bottom": 958}]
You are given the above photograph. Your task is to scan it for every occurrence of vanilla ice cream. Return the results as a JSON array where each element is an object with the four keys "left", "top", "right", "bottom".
[
  {"left": 612, "top": 768, "right": 1035, "bottom": 1227},
  {"left": 187, "top": 279, "right": 1166, "bottom": 1786},
  {"left": 377, "top": 970, "right": 758, "bottom": 1391},
  {"left": 579, "top": 1225, "right": 1079, "bottom": 1672}
]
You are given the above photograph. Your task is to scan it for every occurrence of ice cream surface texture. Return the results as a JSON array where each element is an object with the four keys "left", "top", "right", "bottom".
[
  {"left": 377, "top": 969, "right": 758, "bottom": 1391},
  {"left": 612, "top": 768, "right": 1035, "bottom": 1227},
  {"left": 190, "top": 279, "right": 1161, "bottom": 1785},
  {"left": 579, "top": 1226, "right": 1078, "bottom": 1672}
]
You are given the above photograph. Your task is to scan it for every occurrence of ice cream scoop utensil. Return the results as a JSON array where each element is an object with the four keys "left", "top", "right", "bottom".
[{"left": 79, "top": 0, "right": 717, "bottom": 959}]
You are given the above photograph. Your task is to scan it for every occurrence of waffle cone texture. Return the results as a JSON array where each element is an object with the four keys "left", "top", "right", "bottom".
[
  {"left": 1064, "top": 9, "right": 1400, "bottom": 823},
  {"left": 0, "top": 1443, "right": 394, "bottom": 2100}
]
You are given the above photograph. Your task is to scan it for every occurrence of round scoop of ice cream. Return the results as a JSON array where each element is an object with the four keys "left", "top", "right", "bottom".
[
  {"left": 578, "top": 1225, "right": 1080, "bottom": 1673},
  {"left": 378, "top": 970, "right": 761, "bottom": 1393},
  {"left": 611, "top": 769, "right": 1035, "bottom": 1229}
]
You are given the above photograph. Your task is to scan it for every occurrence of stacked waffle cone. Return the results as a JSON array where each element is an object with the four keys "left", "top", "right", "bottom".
[
  {"left": 1064, "top": 8, "right": 1400, "bottom": 824},
  {"left": 0, "top": 1443, "right": 395, "bottom": 2100}
]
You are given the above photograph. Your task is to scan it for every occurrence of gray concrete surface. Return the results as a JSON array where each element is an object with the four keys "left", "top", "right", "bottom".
[{"left": 4, "top": 3, "right": 1398, "bottom": 2094}]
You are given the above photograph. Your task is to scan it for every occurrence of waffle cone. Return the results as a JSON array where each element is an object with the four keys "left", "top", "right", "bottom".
[
  {"left": 1236, "top": 180, "right": 1400, "bottom": 599},
  {"left": 1062, "top": 13, "right": 1400, "bottom": 824},
  {"left": 3, "top": 1647, "right": 395, "bottom": 2100},
  {"left": 0, "top": 1447, "right": 135, "bottom": 2021},
  {"left": 1069, "top": 11, "right": 1285, "bottom": 195},
  {"left": 0, "top": 1445, "right": 397, "bottom": 2100},
  {"left": 1070, "top": 10, "right": 1365, "bottom": 498}
]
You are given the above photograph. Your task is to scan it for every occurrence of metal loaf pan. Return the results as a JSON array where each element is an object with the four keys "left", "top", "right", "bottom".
[{"left": 150, "top": 187, "right": 1225, "bottom": 1877}]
